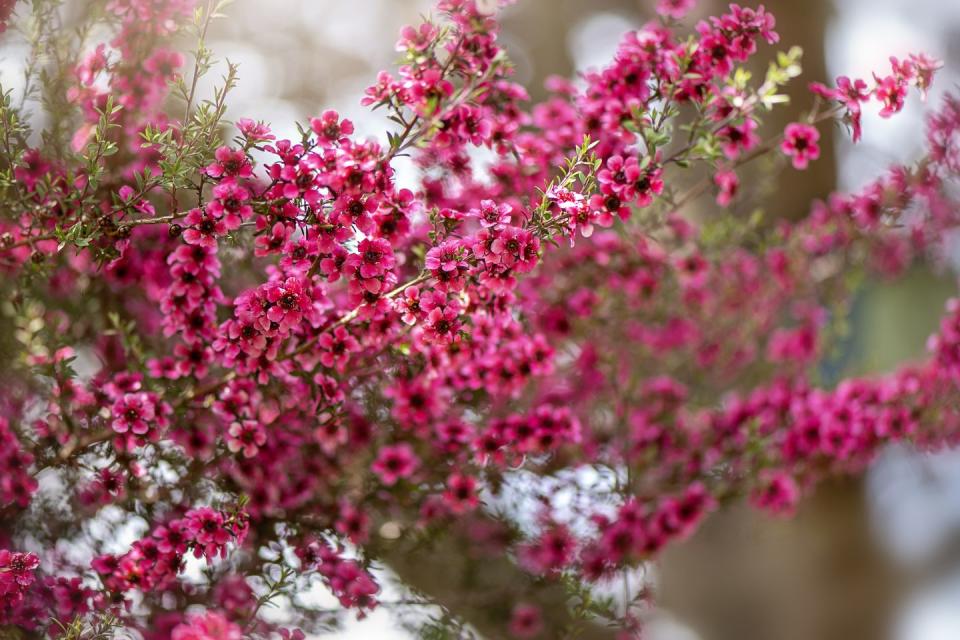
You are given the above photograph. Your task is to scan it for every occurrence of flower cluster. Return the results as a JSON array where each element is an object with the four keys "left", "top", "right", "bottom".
[
  {"left": 297, "top": 540, "right": 380, "bottom": 616},
  {"left": 0, "top": 418, "right": 36, "bottom": 509},
  {"left": 0, "top": 550, "right": 39, "bottom": 611},
  {"left": 1, "top": 0, "right": 958, "bottom": 637},
  {"left": 92, "top": 507, "right": 248, "bottom": 594},
  {"left": 811, "top": 53, "right": 943, "bottom": 141},
  {"left": 171, "top": 611, "right": 243, "bottom": 640}
]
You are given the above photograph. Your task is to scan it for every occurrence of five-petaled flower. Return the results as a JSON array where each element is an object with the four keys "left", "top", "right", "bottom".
[
  {"left": 372, "top": 443, "right": 419, "bottom": 486},
  {"left": 781, "top": 123, "right": 821, "bottom": 170}
]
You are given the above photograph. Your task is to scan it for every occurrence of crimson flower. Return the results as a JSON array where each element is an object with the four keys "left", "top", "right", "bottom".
[
  {"left": 781, "top": 122, "right": 821, "bottom": 170},
  {"left": 372, "top": 443, "right": 419, "bottom": 486}
]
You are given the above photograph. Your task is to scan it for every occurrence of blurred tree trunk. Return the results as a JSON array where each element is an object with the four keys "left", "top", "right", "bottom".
[
  {"left": 749, "top": 0, "right": 837, "bottom": 217},
  {"left": 659, "top": 478, "right": 899, "bottom": 640},
  {"left": 381, "top": 516, "right": 621, "bottom": 640},
  {"left": 499, "top": 0, "right": 644, "bottom": 102},
  {"left": 659, "top": 3, "right": 899, "bottom": 640}
]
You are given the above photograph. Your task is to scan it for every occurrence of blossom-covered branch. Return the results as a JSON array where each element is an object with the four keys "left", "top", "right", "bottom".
[{"left": 1, "top": 0, "right": 958, "bottom": 638}]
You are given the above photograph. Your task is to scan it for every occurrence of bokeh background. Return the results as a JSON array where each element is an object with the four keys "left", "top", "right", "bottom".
[{"left": 6, "top": 0, "right": 960, "bottom": 637}]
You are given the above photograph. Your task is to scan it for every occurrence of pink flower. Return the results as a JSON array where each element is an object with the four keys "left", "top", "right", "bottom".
[
  {"left": 156, "top": 520, "right": 190, "bottom": 555},
  {"left": 589, "top": 192, "right": 630, "bottom": 228},
  {"left": 874, "top": 73, "right": 908, "bottom": 119},
  {"left": 182, "top": 507, "right": 246, "bottom": 562},
  {"left": 656, "top": 0, "right": 695, "bottom": 20},
  {"left": 719, "top": 118, "right": 760, "bottom": 159},
  {"left": 185, "top": 508, "right": 230, "bottom": 546},
  {"left": 13, "top": 149, "right": 51, "bottom": 192},
  {"left": 173, "top": 340, "right": 214, "bottom": 378},
  {"left": 335, "top": 503, "right": 371, "bottom": 544},
  {"left": 655, "top": 483, "right": 716, "bottom": 542},
  {"left": 345, "top": 239, "right": 399, "bottom": 309},
  {"left": 236, "top": 118, "right": 274, "bottom": 142},
  {"left": 204, "top": 146, "right": 252, "bottom": 179},
  {"left": 75, "top": 44, "right": 108, "bottom": 86},
  {"left": 182, "top": 208, "right": 226, "bottom": 248},
  {"left": 207, "top": 180, "right": 252, "bottom": 229},
  {"left": 299, "top": 541, "right": 380, "bottom": 613},
  {"left": 632, "top": 163, "right": 664, "bottom": 207},
  {"left": 310, "top": 110, "right": 354, "bottom": 146},
  {"left": 226, "top": 420, "right": 267, "bottom": 458},
  {"left": 442, "top": 473, "right": 479, "bottom": 514},
  {"left": 719, "top": 3, "right": 778, "bottom": 57},
  {"left": 50, "top": 576, "right": 94, "bottom": 619},
  {"left": 547, "top": 185, "right": 590, "bottom": 237},
  {"left": 143, "top": 49, "right": 184, "bottom": 77},
  {"left": 836, "top": 75, "right": 870, "bottom": 105},
  {"left": 425, "top": 239, "right": 471, "bottom": 291},
  {"left": 396, "top": 286, "right": 423, "bottom": 325},
  {"left": 597, "top": 155, "right": 641, "bottom": 198},
  {"left": 833, "top": 75, "right": 870, "bottom": 142},
  {"left": 0, "top": 550, "right": 39, "bottom": 604},
  {"left": 520, "top": 526, "right": 576, "bottom": 574},
  {"left": 486, "top": 226, "right": 540, "bottom": 273},
  {"left": 254, "top": 221, "right": 292, "bottom": 257},
  {"left": 348, "top": 237, "right": 395, "bottom": 279},
  {"left": 235, "top": 276, "right": 315, "bottom": 337},
  {"left": 317, "top": 326, "right": 360, "bottom": 372},
  {"left": 371, "top": 443, "right": 419, "bottom": 486},
  {"left": 111, "top": 392, "right": 169, "bottom": 437},
  {"left": 508, "top": 603, "right": 544, "bottom": 638},
  {"left": 423, "top": 302, "right": 462, "bottom": 344},
  {"left": 319, "top": 245, "right": 349, "bottom": 282},
  {"left": 396, "top": 21, "right": 440, "bottom": 52},
  {"left": 780, "top": 123, "right": 820, "bottom": 170},
  {"left": 750, "top": 471, "right": 800, "bottom": 516},
  {"left": 473, "top": 199, "right": 513, "bottom": 230},
  {"left": 171, "top": 611, "right": 242, "bottom": 640},
  {"left": 908, "top": 52, "right": 942, "bottom": 101},
  {"left": 713, "top": 168, "right": 739, "bottom": 206},
  {"left": 331, "top": 194, "right": 377, "bottom": 232},
  {"left": 362, "top": 70, "right": 395, "bottom": 107},
  {"left": 7, "top": 2, "right": 960, "bottom": 634}
]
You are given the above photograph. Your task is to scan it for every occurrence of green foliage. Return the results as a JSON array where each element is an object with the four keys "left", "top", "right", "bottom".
[{"left": 48, "top": 613, "right": 124, "bottom": 640}]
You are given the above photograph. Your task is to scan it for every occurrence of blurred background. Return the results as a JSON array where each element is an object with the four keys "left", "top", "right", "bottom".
[
  {"left": 189, "top": 0, "right": 960, "bottom": 638},
  {"left": 6, "top": 0, "right": 960, "bottom": 637}
]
